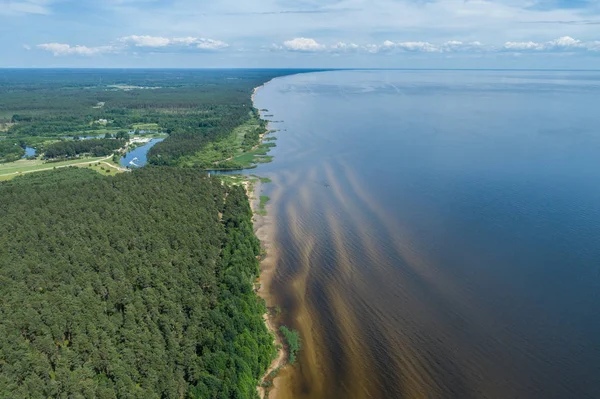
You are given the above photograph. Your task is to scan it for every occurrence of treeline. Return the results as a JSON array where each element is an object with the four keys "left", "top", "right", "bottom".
[
  {"left": 0, "top": 70, "right": 301, "bottom": 132},
  {"left": 44, "top": 138, "right": 125, "bottom": 159},
  {"left": 192, "top": 184, "right": 274, "bottom": 398},
  {"left": 0, "top": 167, "right": 274, "bottom": 398},
  {"left": 0, "top": 141, "right": 25, "bottom": 163}
]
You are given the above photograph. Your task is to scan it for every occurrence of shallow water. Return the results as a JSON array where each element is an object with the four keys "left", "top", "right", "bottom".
[{"left": 252, "top": 70, "right": 600, "bottom": 399}]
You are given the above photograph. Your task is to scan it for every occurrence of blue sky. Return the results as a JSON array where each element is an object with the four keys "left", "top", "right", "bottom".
[{"left": 1, "top": 0, "right": 599, "bottom": 68}]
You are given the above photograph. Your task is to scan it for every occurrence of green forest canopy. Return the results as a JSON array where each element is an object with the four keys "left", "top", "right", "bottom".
[
  {"left": 43, "top": 138, "right": 126, "bottom": 159},
  {"left": 0, "top": 167, "right": 273, "bottom": 398}
]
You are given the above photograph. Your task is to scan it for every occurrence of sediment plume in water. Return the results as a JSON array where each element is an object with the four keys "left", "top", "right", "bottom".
[{"left": 255, "top": 70, "right": 600, "bottom": 399}]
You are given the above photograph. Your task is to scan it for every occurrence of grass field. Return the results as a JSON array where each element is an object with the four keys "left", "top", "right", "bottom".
[
  {"left": 230, "top": 149, "right": 259, "bottom": 164},
  {"left": 0, "top": 156, "right": 110, "bottom": 181},
  {"left": 83, "top": 162, "right": 121, "bottom": 176},
  {"left": 230, "top": 143, "right": 274, "bottom": 165},
  {"left": 132, "top": 123, "right": 161, "bottom": 131}
]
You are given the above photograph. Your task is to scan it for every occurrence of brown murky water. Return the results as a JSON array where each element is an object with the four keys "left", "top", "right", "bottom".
[{"left": 252, "top": 70, "right": 600, "bottom": 399}]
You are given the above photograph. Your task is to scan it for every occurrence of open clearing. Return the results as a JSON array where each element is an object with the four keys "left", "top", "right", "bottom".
[
  {"left": 132, "top": 123, "right": 161, "bottom": 131},
  {"left": 0, "top": 123, "right": 15, "bottom": 132},
  {"left": 83, "top": 162, "right": 124, "bottom": 176},
  {"left": 0, "top": 156, "right": 112, "bottom": 181}
]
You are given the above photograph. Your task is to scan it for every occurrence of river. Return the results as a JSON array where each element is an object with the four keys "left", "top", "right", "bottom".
[
  {"left": 251, "top": 70, "right": 600, "bottom": 399},
  {"left": 119, "top": 138, "right": 164, "bottom": 168}
]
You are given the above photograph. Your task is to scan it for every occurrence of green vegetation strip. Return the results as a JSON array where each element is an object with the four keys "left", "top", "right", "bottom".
[
  {"left": 257, "top": 195, "right": 270, "bottom": 216},
  {"left": 280, "top": 326, "right": 302, "bottom": 364}
]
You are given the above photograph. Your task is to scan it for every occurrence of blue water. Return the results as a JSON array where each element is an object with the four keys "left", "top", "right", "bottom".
[
  {"left": 22, "top": 146, "right": 36, "bottom": 158},
  {"left": 252, "top": 70, "right": 600, "bottom": 398},
  {"left": 119, "top": 138, "right": 164, "bottom": 168}
]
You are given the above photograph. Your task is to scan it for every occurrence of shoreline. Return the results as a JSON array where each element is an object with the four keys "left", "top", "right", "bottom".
[
  {"left": 249, "top": 81, "right": 286, "bottom": 399},
  {"left": 246, "top": 180, "right": 286, "bottom": 399}
]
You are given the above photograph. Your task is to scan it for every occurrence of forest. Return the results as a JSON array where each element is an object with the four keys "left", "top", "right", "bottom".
[
  {"left": 43, "top": 138, "right": 125, "bottom": 159},
  {"left": 0, "top": 69, "right": 307, "bottom": 165},
  {"left": 0, "top": 167, "right": 274, "bottom": 398}
]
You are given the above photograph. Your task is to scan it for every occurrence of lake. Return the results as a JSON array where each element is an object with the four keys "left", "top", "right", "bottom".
[
  {"left": 252, "top": 70, "right": 600, "bottom": 399},
  {"left": 119, "top": 138, "right": 164, "bottom": 168}
]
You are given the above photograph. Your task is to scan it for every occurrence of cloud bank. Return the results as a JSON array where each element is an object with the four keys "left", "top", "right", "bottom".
[
  {"left": 273, "top": 36, "right": 600, "bottom": 54},
  {"left": 37, "top": 35, "right": 230, "bottom": 56},
  {"left": 120, "top": 35, "right": 229, "bottom": 50},
  {"left": 282, "top": 38, "right": 327, "bottom": 52},
  {"left": 503, "top": 36, "right": 600, "bottom": 52},
  {"left": 36, "top": 43, "right": 116, "bottom": 56},
  {"left": 36, "top": 35, "right": 600, "bottom": 57}
]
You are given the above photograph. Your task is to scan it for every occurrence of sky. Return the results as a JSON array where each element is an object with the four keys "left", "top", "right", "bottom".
[{"left": 1, "top": 0, "right": 599, "bottom": 69}]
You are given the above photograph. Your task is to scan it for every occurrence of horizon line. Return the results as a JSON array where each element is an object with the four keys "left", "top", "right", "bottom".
[{"left": 1, "top": 67, "right": 600, "bottom": 72}]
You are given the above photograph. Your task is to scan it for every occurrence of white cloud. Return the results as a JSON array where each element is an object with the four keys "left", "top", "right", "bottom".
[
  {"left": 276, "top": 35, "right": 600, "bottom": 55},
  {"left": 120, "top": 35, "right": 228, "bottom": 50},
  {"left": 121, "top": 35, "right": 171, "bottom": 47},
  {"left": 503, "top": 36, "right": 598, "bottom": 51},
  {"left": 394, "top": 41, "right": 440, "bottom": 53},
  {"left": 441, "top": 40, "right": 485, "bottom": 52},
  {"left": 194, "top": 38, "right": 229, "bottom": 50},
  {"left": 37, "top": 43, "right": 115, "bottom": 56},
  {"left": 35, "top": 34, "right": 600, "bottom": 60},
  {"left": 354, "top": 40, "right": 485, "bottom": 54},
  {"left": 504, "top": 41, "right": 544, "bottom": 51},
  {"left": 547, "top": 36, "right": 583, "bottom": 49},
  {"left": 283, "top": 37, "right": 326, "bottom": 52},
  {"left": 282, "top": 38, "right": 443, "bottom": 54},
  {"left": 331, "top": 42, "right": 360, "bottom": 52}
]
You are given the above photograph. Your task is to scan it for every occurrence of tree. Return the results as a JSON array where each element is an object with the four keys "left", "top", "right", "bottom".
[{"left": 116, "top": 131, "right": 129, "bottom": 140}]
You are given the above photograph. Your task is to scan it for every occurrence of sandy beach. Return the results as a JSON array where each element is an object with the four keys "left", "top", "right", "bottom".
[{"left": 246, "top": 179, "right": 287, "bottom": 399}]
